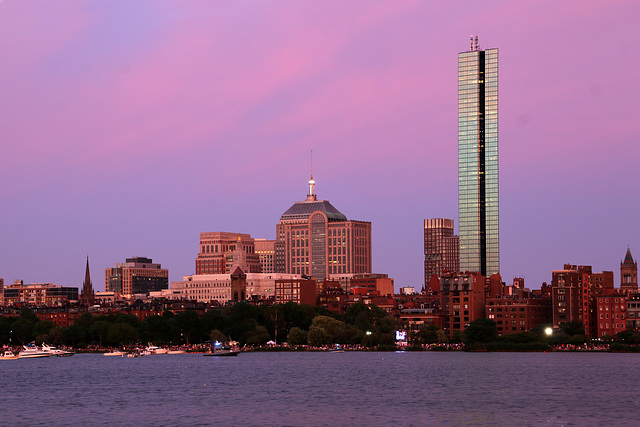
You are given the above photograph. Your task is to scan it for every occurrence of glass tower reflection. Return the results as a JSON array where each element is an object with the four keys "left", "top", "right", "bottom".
[{"left": 458, "top": 40, "right": 499, "bottom": 276}]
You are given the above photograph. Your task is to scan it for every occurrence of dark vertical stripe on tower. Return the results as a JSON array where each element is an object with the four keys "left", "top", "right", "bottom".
[{"left": 478, "top": 51, "right": 486, "bottom": 276}]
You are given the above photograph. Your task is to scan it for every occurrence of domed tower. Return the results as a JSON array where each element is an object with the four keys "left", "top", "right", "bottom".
[{"left": 620, "top": 248, "right": 638, "bottom": 293}]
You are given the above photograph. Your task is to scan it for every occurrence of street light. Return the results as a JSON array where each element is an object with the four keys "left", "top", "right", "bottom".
[{"left": 545, "top": 327, "right": 553, "bottom": 336}]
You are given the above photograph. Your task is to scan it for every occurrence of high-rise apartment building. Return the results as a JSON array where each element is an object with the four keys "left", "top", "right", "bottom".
[
  {"left": 276, "top": 176, "right": 372, "bottom": 279},
  {"left": 105, "top": 257, "right": 168, "bottom": 297},
  {"left": 458, "top": 36, "right": 499, "bottom": 276},
  {"left": 424, "top": 218, "right": 459, "bottom": 284}
]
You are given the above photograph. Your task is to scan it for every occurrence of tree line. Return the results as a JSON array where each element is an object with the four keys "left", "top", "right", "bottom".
[{"left": 0, "top": 302, "right": 398, "bottom": 349}]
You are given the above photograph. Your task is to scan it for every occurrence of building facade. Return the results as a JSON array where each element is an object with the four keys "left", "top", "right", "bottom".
[
  {"left": 458, "top": 37, "right": 499, "bottom": 276},
  {"left": 196, "top": 232, "right": 261, "bottom": 275},
  {"left": 275, "top": 278, "right": 318, "bottom": 305},
  {"left": 595, "top": 294, "right": 627, "bottom": 338},
  {"left": 440, "top": 271, "right": 486, "bottom": 337},
  {"left": 276, "top": 176, "right": 372, "bottom": 279},
  {"left": 105, "top": 257, "right": 169, "bottom": 298},
  {"left": 254, "top": 239, "right": 285, "bottom": 274},
  {"left": 424, "top": 218, "right": 459, "bottom": 285},
  {"left": 3, "top": 281, "right": 78, "bottom": 306}
]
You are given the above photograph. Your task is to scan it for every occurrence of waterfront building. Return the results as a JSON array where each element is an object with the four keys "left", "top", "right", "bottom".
[
  {"left": 350, "top": 274, "right": 394, "bottom": 297},
  {"left": 196, "top": 232, "right": 261, "bottom": 275},
  {"left": 424, "top": 219, "right": 459, "bottom": 285},
  {"left": 440, "top": 271, "right": 486, "bottom": 337},
  {"left": 0, "top": 278, "right": 4, "bottom": 306},
  {"left": 551, "top": 268, "right": 587, "bottom": 332},
  {"left": 274, "top": 278, "right": 317, "bottom": 305},
  {"left": 458, "top": 36, "right": 499, "bottom": 276},
  {"left": 626, "top": 293, "right": 640, "bottom": 330},
  {"left": 3, "top": 281, "right": 78, "bottom": 306},
  {"left": 171, "top": 272, "right": 302, "bottom": 304},
  {"left": 79, "top": 257, "right": 95, "bottom": 307},
  {"left": 486, "top": 297, "right": 551, "bottom": 335},
  {"left": 276, "top": 175, "right": 372, "bottom": 278},
  {"left": 621, "top": 248, "right": 638, "bottom": 293},
  {"left": 105, "top": 257, "right": 168, "bottom": 298},
  {"left": 595, "top": 293, "right": 627, "bottom": 338}
]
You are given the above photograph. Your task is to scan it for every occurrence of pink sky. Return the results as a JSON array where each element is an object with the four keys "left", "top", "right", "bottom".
[{"left": 1, "top": 0, "right": 639, "bottom": 291}]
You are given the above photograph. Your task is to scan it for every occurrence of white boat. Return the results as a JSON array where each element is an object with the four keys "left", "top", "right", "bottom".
[
  {"left": 0, "top": 351, "right": 19, "bottom": 360},
  {"left": 144, "top": 345, "right": 168, "bottom": 355},
  {"left": 42, "top": 343, "right": 75, "bottom": 357},
  {"left": 167, "top": 350, "right": 186, "bottom": 354},
  {"left": 103, "top": 350, "right": 127, "bottom": 357},
  {"left": 18, "top": 344, "right": 51, "bottom": 359}
]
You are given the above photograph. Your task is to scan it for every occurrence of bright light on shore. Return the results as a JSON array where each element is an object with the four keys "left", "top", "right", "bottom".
[{"left": 545, "top": 327, "right": 553, "bottom": 336}]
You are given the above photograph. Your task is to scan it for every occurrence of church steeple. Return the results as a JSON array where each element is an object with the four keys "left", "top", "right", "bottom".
[
  {"left": 621, "top": 247, "right": 638, "bottom": 293},
  {"left": 80, "top": 256, "right": 95, "bottom": 306}
]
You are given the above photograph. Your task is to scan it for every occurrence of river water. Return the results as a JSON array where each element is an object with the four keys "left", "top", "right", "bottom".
[{"left": 1, "top": 351, "right": 639, "bottom": 426}]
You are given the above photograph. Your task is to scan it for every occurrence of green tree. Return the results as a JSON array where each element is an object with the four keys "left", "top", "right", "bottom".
[
  {"left": 242, "top": 325, "right": 271, "bottom": 346},
  {"left": 559, "top": 321, "right": 584, "bottom": 337},
  {"left": 286, "top": 327, "right": 308, "bottom": 346},
  {"left": 464, "top": 318, "right": 497, "bottom": 345},
  {"left": 210, "top": 329, "right": 228, "bottom": 344},
  {"left": 107, "top": 323, "right": 139, "bottom": 346},
  {"left": 172, "top": 310, "right": 200, "bottom": 344},
  {"left": 308, "top": 326, "right": 332, "bottom": 347},
  {"left": 90, "top": 320, "right": 112, "bottom": 347}
]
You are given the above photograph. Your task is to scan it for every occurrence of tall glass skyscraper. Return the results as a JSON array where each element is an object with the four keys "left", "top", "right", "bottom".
[{"left": 458, "top": 37, "right": 499, "bottom": 276}]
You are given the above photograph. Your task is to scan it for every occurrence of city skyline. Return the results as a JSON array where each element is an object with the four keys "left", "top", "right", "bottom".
[{"left": 1, "top": 2, "right": 639, "bottom": 291}]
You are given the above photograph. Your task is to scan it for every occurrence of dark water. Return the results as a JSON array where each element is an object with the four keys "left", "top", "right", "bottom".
[{"left": 2, "top": 351, "right": 639, "bottom": 426}]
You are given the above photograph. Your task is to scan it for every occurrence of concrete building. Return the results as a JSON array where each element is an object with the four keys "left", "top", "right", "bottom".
[
  {"left": 424, "top": 218, "right": 459, "bottom": 285},
  {"left": 105, "top": 257, "right": 168, "bottom": 298},
  {"left": 196, "top": 232, "right": 261, "bottom": 275},
  {"left": 276, "top": 175, "right": 372, "bottom": 279},
  {"left": 171, "top": 272, "right": 303, "bottom": 304},
  {"left": 626, "top": 294, "right": 640, "bottom": 330},
  {"left": 3, "top": 281, "right": 78, "bottom": 306},
  {"left": 458, "top": 37, "right": 499, "bottom": 276},
  {"left": 621, "top": 248, "right": 638, "bottom": 293},
  {"left": 255, "top": 238, "right": 285, "bottom": 274}
]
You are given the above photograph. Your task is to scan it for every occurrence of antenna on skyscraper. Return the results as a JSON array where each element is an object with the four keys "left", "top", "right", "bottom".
[
  {"left": 307, "top": 149, "right": 316, "bottom": 200},
  {"left": 470, "top": 35, "right": 474, "bottom": 51},
  {"left": 474, "top": 35, "right": 479, "bottom": 51}
]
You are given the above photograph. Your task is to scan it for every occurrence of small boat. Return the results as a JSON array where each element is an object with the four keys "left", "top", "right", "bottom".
[
  {"left": 329, "top": 345, "right": 345, "bottom": 353},
  {"left": 204, "top": 342, "right": 240, "bottom": 357},
  {"left": 167, "top": 350, "right": 186, "bottom": 354},
  {"left": 0, "top": 351, "right": 19, "bottom": 360},
  {"left": 18, "top": 344, "right": 51, "bottom": 359},
  {"left": 103, "top": 350, "right": 127, "bottom": 357},
  {"left": 127, "top": 352, "right": 144, "bottom": 358},
  {"left": 42, "top": 343, "right": 75, "bottom": 357}
]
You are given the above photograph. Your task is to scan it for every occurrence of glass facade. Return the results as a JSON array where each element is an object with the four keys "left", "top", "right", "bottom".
[{"left": 458, "top": 47, "right": 499, "bottom": 276}]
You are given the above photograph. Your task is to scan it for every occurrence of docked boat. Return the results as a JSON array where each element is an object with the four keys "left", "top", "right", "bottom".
[
  {"left": 18, "top": 344, "right": 51, "bottom": 359},
  {"left": 103, "top": 350, "right": 127, "bottom": 357},
  {"left": 0, "top": 351, "right": 19, "bottom": 360},
  {"left": 42, "top": 343, "right": 75, "bottom": 357},
  {"left": 167, "top": 350, "right": 186, "bottom": 354}
]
